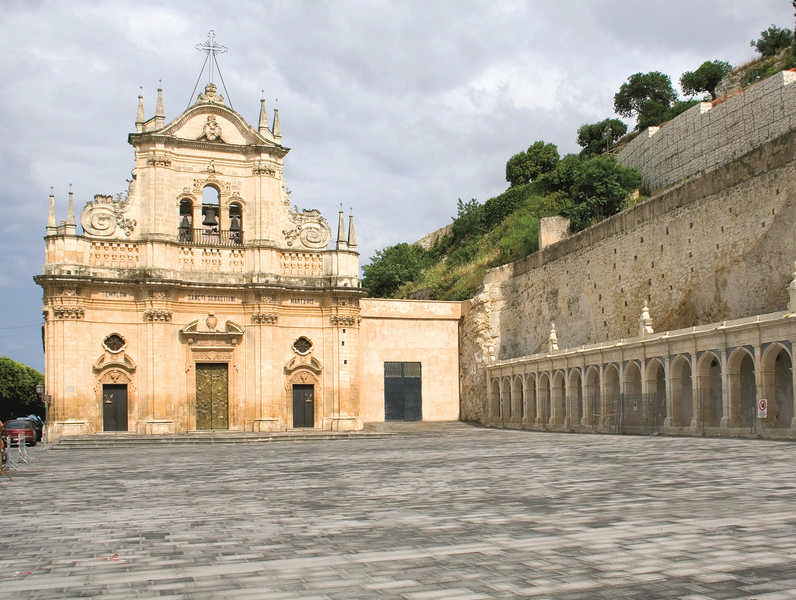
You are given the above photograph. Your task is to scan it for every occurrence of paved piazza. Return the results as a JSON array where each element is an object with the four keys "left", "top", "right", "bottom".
[{"left": 1, "top": 427, "right": 795, "bottom": 599}]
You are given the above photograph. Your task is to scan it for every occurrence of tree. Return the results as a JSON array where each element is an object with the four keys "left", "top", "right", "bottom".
[
  {"left": 560, "top": 155, "right": 642, "bottom": 231},
  {"left": 576, "top": 118, "right": 628, "bottom": 157},
  {"left": 0, "top": 357, "right": 44, "bottom": 419},
  {"left": 750, "top": 25, "right": 794, "bottom": 57},
  {"left": 361, "top": 243, "right": 430, "bottom": 298},
  {"left": 505, "top": 141, "right": 560, "bottom": 187},
  {"left": 613, "top": 72, "right": 677, "bottom": 129},
  {"left": 680, "top": 60, "right": 733, "bottom": 100},
  {"left": 451, "top": 198, "right": 486, "bottom": 243}
]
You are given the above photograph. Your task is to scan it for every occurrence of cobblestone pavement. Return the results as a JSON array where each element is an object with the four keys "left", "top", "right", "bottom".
[{"left": 1, "top": 428, "right": 795, "bottom": 599}]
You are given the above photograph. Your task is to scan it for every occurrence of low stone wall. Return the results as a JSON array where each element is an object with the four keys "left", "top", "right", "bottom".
[
  {"left": 460, "top": 129, "right": 796, "bottom": 421},
  {"left": 618, "top": 70, "right": 795, "bottom": 192}
]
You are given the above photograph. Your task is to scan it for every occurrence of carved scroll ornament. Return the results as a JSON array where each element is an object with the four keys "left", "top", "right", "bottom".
[
  {"left": 283, "top": 207, "right": 331, "bottom": 249},
  {"left": 80, "top": 193, "right": 137, "bottom": 238}
]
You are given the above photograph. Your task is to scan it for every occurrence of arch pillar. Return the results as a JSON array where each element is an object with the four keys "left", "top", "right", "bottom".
[
  {"left": 720, "top": 349, "right": 730, "bottom": 430},
  {"left": 691, "top": 354, "right": 701, "bottom": 432}
]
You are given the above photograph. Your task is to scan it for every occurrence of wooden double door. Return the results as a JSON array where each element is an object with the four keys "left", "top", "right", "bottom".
[
  {"left": 102, "top": 384, "right": 128, "bottom": 431},
  {"left": 292, "top": 384, "right": 315, "bottom": 428},
  {"left": 196, "top": 363, "right": 229, "bottom": 430}
]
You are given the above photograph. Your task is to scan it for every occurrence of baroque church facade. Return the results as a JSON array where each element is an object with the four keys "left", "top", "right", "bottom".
[{"left": 36, "top": 80, "right": 462, "bottom": 438}]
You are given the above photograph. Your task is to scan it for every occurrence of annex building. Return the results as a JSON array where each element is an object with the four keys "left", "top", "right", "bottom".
[{"left": 36, "top": 78, "right": 461, "bottom": 439}]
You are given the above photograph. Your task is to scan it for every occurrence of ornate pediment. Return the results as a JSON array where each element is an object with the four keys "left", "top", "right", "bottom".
[
  {"left": 284, "top": 354, "right": 323, "bottom": 375},
  {"left": 180, "top": 315, "right": 243, "bottom": 346},
  {"left": 156, "top": 102, "right": 272, "bottom": 149},
  {"left": 93, "top": 351, "right": 136, "bottom": 374}
]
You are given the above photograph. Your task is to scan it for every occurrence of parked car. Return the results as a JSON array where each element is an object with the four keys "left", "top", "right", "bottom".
[
  {"left": 25, "top": 415, "right": 43, "bottom": 442},
  {"left": 2, "top": 419, "right": 37, "bottom": 447}
]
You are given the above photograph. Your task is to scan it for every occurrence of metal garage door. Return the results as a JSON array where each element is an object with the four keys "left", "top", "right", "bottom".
[{"left": 384, "top": 362, "right": 422, "bottom": 421}]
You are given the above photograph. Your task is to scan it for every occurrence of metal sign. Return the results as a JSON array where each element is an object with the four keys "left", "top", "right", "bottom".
[{"left": 757, "top": 398, "right": 768, "bottom": 419}]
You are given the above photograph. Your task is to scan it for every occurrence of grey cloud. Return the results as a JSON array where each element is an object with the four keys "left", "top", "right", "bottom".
[{"left": 1, "top": 0, "right": 791, "bottom": 369}]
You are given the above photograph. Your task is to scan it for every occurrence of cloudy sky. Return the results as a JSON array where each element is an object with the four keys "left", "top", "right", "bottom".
[{"left": 1, "top": 0, "right": 792, "bottom": 370}]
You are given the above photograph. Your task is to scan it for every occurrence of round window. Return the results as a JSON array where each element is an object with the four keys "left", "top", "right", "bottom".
[
  {"left": 292, "top": 336, "right": 312, "bottom": 355},
  {"left": 103, "top": 333, "right": 126, "bottom": 353}
]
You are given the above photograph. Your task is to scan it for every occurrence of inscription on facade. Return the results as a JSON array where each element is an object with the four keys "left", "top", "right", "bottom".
[{"left": 187, "top": 294, "right": 238, "bottom": 303}]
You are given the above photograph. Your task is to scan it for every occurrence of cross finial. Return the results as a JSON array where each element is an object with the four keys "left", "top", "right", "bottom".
[
  {"left": 195, "top": 29, "right": 228, "bottom": 61},
  {"left": 189, "top": 29, "right": 233, "bottom": 109},
  {"left": 195, "top": 30, "right": 228, "bottom": 86}
]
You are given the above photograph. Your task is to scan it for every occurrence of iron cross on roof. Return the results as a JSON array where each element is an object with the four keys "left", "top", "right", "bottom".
[
  {"left": 189, "top": 30, "right": 233, "bottom": 110},
  {"left": 195, "top": 29, "right": 228, "bottom": 84}
]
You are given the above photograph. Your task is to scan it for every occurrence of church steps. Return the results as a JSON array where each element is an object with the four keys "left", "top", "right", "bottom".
[{"left": 49, "top": 430, "right": 394, "bottom": 449}]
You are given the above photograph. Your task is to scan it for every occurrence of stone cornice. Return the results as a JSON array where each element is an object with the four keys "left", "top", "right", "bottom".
[{"left": 128, "top": 133, "right": 289, "bottom": 159}]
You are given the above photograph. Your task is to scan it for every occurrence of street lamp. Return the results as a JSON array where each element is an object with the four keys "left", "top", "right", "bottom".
[{"left": 35, "top": 383, "right": 47, "bottom": 445}]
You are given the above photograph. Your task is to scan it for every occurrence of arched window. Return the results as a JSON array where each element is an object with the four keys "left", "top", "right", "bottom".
[
  {"left": 229, "top": 202, "right": 242, "bottom": 245},
  {"left": 201, "top": 186, "right": 220, "bottom": 242},
  {"left": 178, "top": 199, "right": 193, "bottom": 242}
]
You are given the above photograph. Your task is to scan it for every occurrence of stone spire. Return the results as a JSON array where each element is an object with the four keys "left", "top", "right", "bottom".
[
  {"left": 258, "top": 95, "right": 269, "bottom": 135},
  {"left": 639, "top": 302, "right": 654, "bottom": 337},
  {"left": 47, "top": 188, "right": 56, "bottom": 233},
  {"left": 548, "top": 322, "right": 559, "bottom": 353},
  {"left": 65, "top": 185, "right": 76, "bottom": 234},
  {"left": 154, "top": 84, "right": 165, "bottom": 128},
  {"left": 347, "top": 214, "right": 357, "bottom": 247},
  {"left": 336, "top": 210, "right": 347, "bottom": 249},
  {"left": 135, "top": 88, "right": 145, "bottom": 132},
  {"left": 272, "top": 103, "right": 281, "bottom": 140}
]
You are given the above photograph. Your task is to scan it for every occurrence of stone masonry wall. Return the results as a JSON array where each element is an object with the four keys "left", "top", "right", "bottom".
[
  {"left": 460, "top": 130, "right": 796, "bottom": 421},
  {"left": 618, "top": 70, "right": 795, "bottom": 193}
]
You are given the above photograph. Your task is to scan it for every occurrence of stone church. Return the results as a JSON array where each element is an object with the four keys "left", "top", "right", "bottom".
[{"left": 36, "top": 80, "right": 461, "bottom": 438}]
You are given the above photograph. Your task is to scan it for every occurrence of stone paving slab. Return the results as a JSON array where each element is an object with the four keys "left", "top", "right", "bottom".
[{"left": 0, "top": 429, "right": 794, "bottom": 599}]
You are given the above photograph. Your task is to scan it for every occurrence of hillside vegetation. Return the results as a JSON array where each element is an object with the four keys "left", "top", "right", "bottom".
[{"left": 362, "top": 22, "right": 796, "bottom": 301}]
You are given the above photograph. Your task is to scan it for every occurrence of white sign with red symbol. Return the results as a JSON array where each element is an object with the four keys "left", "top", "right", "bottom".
[{"left": 757, "top": 398, "right": 768, "bottom": 419}]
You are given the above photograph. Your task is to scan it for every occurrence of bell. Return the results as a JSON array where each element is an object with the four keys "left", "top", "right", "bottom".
[{"left": 202, "top": 207, "right": 218, "bottom": 227}]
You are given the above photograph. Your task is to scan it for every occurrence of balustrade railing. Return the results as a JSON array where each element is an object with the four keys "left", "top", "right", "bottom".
[{"left": 179, "top": 228, "right": 243, "bottom": 247}]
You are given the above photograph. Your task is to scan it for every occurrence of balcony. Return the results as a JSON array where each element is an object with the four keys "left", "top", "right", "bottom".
[{"left": 179, "top": 227, "right": 243, "bottom": 247}]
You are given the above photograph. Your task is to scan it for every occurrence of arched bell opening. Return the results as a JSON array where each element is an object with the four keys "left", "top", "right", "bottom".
[
  {"left": 178, "top": 198, "right": 194, "bottom": 242},
  {"left": 201, "top": 185, "right": 221, "bottom": 243},
  {"left": 228, "top": 202, "right": 243, "bottom": 245}
]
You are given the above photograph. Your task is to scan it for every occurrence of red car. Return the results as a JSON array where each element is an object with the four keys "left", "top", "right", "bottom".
[{"left": 2, "top": 419, "right": 37, "bottom": 447}]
